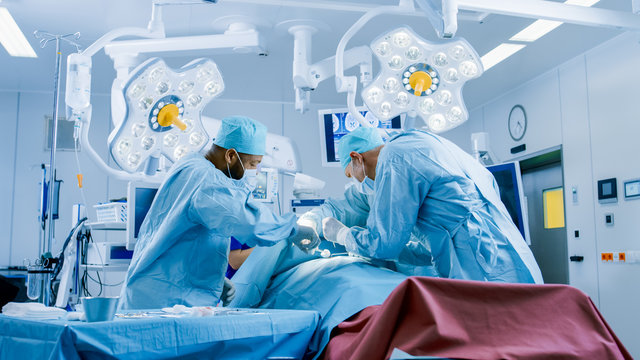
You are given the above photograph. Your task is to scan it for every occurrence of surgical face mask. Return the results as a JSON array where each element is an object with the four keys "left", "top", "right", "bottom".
[
  {"left": 227, "top": 150, "right": 259, "bottom": 190},
  {"left": 350, "top": 159, "right": 375, "bottom": 195},
  {"left": 226, "top": 149, "right": 247, "bottom": 181},
  {"left": 243, "top": 169, "right": 258, "bottom": 189}
]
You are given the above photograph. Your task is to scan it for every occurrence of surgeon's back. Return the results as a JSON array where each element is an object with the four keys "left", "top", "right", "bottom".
[
  {"left": 120, "top": 153, "right": 245, "bottom": 310},
  {"left": 382, "top": 130, "right": 543, "bottom": 284}
]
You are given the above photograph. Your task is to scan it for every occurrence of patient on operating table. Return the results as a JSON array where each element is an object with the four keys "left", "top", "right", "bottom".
[
  {"left": 229, "top": 237, "right": 428, "bottom": 358},
  {"left": 226, "top": 236, "right": 254, "bottom": 279}
]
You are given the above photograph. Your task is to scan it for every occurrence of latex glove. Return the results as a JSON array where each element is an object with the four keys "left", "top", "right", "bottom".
[
  {"left": 289, "top": 224, "right": 321, "bottom": 253},
  {"left": 322, "top": 217, "right": 348, "bottom": 245},
  {"left": 298, "top": 213, "right": 322, "bottom": 235},
  {"left": 221, "top": 277, "right": 235, "bottom": 307}
]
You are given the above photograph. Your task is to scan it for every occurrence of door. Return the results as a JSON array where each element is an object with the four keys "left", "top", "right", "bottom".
[{"left": 521, "top": 161, "right": 569, "bottom": 284}]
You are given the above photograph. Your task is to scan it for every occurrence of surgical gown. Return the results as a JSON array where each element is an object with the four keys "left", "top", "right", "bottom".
[
  {"left": 119, "top": 153, "right": 297, "bottom": 310},
  {"left": 314, "top": 130, "right": 543, "bottom": 283}
]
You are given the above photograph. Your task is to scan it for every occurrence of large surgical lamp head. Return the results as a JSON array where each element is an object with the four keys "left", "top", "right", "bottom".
[
  {"left": 108, "top": 58, "right": 224, "bottom": 173},
  {"left": 361, "top": 26, "right": 482, "bottom": 133}
]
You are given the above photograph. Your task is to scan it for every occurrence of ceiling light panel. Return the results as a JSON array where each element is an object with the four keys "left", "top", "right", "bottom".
[
  {"left": 0, "top": 7, "right": 37, "bottom": 58},
  {"left": 481, "top": 43, "right": 526, "bottom": 71}
]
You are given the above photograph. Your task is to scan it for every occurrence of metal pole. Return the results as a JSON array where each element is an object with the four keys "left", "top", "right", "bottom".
[
  {"left": 40, "top": 37, "right": 62, "bottom": 306},
  {"left": 46, "top": 38, "right": 61, "bottom": 258},
  {"left": 35, "top": 31, "right": 81, "bottom": 306}
]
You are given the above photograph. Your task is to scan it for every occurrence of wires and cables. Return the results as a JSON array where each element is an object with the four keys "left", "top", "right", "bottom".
[{"left": 49, "top": 217, "right": 88, "bottom": 302}]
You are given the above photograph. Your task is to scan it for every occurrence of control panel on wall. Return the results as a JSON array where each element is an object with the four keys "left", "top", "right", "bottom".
[
  {"left": 597, "top": 178, "right": 617, "bottom": 204},
  {"left": 623, "top": 179, "right": 640, "bottom": 200}
]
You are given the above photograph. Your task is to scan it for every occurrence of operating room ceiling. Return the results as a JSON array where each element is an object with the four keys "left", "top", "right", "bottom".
[{"left": 0, "top": 0, "right": 628, "bottom": 110}]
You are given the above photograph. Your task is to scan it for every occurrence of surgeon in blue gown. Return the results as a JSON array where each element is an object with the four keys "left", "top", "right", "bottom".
[
  {"left": 316, "top": 127, "right": 543, "bottom": 284},
  {"left": 119, "top": 116, "right": 314, "bottom": 310}
]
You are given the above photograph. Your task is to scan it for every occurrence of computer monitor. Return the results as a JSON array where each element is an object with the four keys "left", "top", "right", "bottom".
[
  {"left": 318, "top": 107, "right": 402, "bottom": 167},
  {"left": 487, "top": 162, "right": 531, "bottom": 245},
  {"left": 126, "top": 181, "right": 160, "bottom": 250}
]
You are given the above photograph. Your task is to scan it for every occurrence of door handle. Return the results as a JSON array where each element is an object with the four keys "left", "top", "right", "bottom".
[{"left": 570, "top": 255, "right": 584, "bottom": 262}]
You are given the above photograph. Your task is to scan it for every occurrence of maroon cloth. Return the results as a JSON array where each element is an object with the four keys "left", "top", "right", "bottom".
[{"left": 322, "top": 277, "right": 631, "bottom": 360}]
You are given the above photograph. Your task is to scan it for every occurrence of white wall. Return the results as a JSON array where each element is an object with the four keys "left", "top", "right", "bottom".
[
  {"left": 0, "top": 91, "right": 111, "bottom": 266},
  {"left": 448, "top": 32, "right": 640, "bottom": 357},
  {"left": 0, "top": 92, "right": 19, "bottom": 267},
  {"left": 583, "top": 33, "right": 640, "bottom": 357}
]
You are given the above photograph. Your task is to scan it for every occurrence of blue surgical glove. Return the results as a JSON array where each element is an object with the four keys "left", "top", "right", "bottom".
[
  {"left": 289, "top": 222, "right": 321, "bottom": 253},
  {"left": 221, "top": 277, "right": 235, "bottom": 307},
  {"left": 322, "top": 217, "right": 349, "bottom": 245}
]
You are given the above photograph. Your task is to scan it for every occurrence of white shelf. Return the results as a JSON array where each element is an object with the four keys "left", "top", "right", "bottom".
[{"left": 86, "top": 222, "right": 126, "bottom": 230}]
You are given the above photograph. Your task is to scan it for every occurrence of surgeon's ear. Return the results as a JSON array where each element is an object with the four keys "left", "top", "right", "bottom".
[
  {"left": 349, "top": 151, "right": 362, "bottom": 164},
  {"left": 225, "top": 149, "right": 236, "bottom": 164}
]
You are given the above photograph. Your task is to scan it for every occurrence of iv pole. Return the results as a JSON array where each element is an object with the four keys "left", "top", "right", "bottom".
[{"left": 34, "top": 30, "right": 81, "bottom": 306}]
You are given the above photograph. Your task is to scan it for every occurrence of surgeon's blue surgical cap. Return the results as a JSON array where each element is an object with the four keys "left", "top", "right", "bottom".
[
  {"left": 338, "top": 126, "right": 384, "bottom": 170},
  {"left": 214, "top": 116, "right": 267, "bottom": 156}
]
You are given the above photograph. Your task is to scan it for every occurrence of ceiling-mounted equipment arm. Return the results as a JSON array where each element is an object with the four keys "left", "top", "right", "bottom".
[
  {"left": 307, "top": 46, "right": 372, "bottom": 90},
  {"left": 287, "top": 24, "right": 372, "bottom": 114},
  {"left": 457, "top": 0, "right": 640, "bottom": 32},
  {"left": 414, "top": 0, "right": 459, "bottom": 39}
]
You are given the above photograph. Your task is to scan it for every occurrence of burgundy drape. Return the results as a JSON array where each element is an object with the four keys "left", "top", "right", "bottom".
[{"left": 322, "top": 277, "right": 631, "bottom": 360}]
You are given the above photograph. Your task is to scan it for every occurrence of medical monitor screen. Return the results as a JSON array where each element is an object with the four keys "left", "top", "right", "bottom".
[
  {"left": 134, "top": 187, "right": 158, "bottom": 239},
  {"left": 487, "top": 163, "right": 528, "bottom": 241},
  {"left": 251, "top": 172, "right": 268, "bottom": 200},
  {"left": 320, "top": 108, "right": 401, "bottom": 166}
]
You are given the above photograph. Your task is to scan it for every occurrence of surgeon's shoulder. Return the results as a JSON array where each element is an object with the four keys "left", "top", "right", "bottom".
[
  {"left": 174, "top": 153, "right": 223, "bottom": 179},
  {"left": 384, "top": 130, "right": 439, "bottom": 159}
]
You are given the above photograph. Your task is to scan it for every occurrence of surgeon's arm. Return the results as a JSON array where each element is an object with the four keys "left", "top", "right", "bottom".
[
  {"left": 300, "top": 186, "right": 371, "bottom": 236},
  {"left": 189, "top": 185, "right": 297, "bottom": 248},
  {"left": 341, "top": 153, "right": 438, "bottom": 260}
]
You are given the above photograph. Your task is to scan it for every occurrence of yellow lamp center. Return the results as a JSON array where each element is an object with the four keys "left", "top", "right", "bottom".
[
  {"left": 409, "top": 71, "right": 432, "bottom": 96},
  {"left": 157, "top": 104, "right": 187, "bottom": 131}
]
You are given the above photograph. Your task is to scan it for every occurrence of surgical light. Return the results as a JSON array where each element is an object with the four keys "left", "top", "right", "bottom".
[
  {"left": 0, "top": 7, "right": 37, "bottom": 57},
  {"left": 109, "top": 57, "right": 224, "bottom": 173},
  {"left": 361, "top": 26, "right": 483, "bottom": 133}
]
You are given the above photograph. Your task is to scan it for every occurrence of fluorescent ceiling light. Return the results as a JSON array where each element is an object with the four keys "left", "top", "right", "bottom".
[
  {"left": 510, "top": 0, "right": 601, "bottom": 42},
  {"left": 565, "top": 0, "right": 600, "bottom": 6},
  {"left": 510, "top": 19, "right": 562, "bottom": 42},
  {"left": 0, "top": 7, "right": 37, "bottom": 58},
  {"left": 481, "top": 43, "right": 526, "bottom": 71}
]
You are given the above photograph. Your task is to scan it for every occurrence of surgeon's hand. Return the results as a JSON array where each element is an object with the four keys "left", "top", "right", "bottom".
[
  {"left": 289, "top": 224, "right": 321, "bottom": 253},
  {"left": 299, "top": 212, "right": 322, "bottom": 236},
  {"left": 322, "top": 217, "right": 349, "bottom": 245},
  {"left": 221, "top": 277, "right": 235, "bottom": 307}
]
